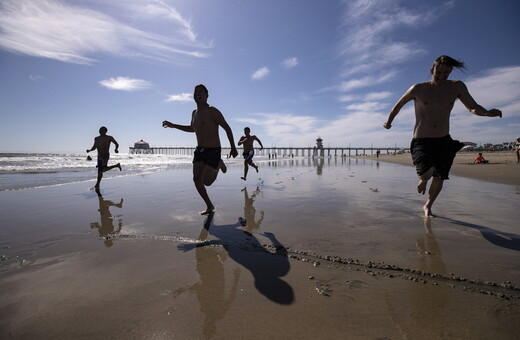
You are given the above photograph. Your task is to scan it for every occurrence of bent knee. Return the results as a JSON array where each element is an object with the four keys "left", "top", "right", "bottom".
[{"left": 418, "top": 167, "right": 434, "bottom": 181}]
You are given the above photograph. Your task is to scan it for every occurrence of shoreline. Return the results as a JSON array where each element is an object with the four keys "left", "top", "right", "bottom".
[{"left": 358, "top": 151, "right": 520, "bottom": 187}]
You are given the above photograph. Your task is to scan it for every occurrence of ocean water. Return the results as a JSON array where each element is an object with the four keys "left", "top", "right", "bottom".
[{"left": 0, "top": 153, "right": 201, "bottom": 191}]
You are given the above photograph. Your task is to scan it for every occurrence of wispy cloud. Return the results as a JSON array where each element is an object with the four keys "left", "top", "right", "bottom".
[
  {"left": 99, "top": 77, "right": 152, "bottom": 91},
  {"left": 251, "top": 67, "right": 270, "bottom": 80},
  {"left": 337, "top": 0, "right": 453, "bottom": 80},
  {"left": 166, "top": 93, "right": 192, "bottom": 103},
  {"left": 282, "top": 57, "right": 298, "bottom": 69},
  {"left": 338, "top": 71, "right": 397, "bottom": 92},
  {"left": 0, "top": 0, "right": 210, "bottom": 65},
  {"left": 29, "top": 74, "right": 42, "bottom": 82}
]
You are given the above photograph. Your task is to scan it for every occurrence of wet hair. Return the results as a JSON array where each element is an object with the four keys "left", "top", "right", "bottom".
[
  {"left": 244, "top": 127, "right": 250, "bottom": 131},
  {"left": 99, "top": 126, "right": 108, "bottom": 134},
  {"left": 194, "top": 84, "right": 209, "bottom": 95},
  {"left": 431, "top": 55, "right": 466, "bottom": 73}
]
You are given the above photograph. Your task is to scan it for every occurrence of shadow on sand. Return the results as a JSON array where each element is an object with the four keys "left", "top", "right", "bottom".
[
  {"left": 178, "top": 213, "right": 294, "bottom": 305},
  {"left": 439, "top": 216, "right": 520, "bottom": 251}
]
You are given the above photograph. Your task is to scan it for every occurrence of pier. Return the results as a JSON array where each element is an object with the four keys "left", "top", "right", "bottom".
[{"left": 129, "top": 146, "right": 409, "bottom": 157}]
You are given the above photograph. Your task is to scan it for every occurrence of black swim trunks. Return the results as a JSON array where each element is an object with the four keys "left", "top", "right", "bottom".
[
  {"left": 243, "top": 150, "right": 254, "bottom": 161},
  {"left": 193, "top": 147, "right": 221, "bottom": 169},
  {"left": 97, "top": 154, "right": 109, "bottom": 170},
  {"left": 410, "top": 135, "right": 464, "bottom": 180}
]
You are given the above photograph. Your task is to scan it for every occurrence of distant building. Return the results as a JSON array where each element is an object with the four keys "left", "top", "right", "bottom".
[
  {"left": 316, "top": 137, "right": 323, "bottom": 149},
  {"left": 130, "top": 140, "right": 152, "bottom": 154},
  {"left": 315, "top": 137, "right": 324, "bottom": 158},
  {"left": 134, "top": 140, "right": 150, "bottom": 149}
]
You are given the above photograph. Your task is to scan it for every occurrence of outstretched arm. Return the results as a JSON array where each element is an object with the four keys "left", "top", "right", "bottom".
[
  {"left": 384, "top": 85, "right": 415, "bottom": 129},
  {"left": 162, "top": 120, "right": 195, "bottom": 132},
  {"left": 163, "top": 110, "right": 196, "bottom": 132},
  {"left": 457, "top": 81, "right": 502, "bottom": 118}
]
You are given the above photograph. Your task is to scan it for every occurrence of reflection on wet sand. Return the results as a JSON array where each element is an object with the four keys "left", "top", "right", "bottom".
[
  {"left": 387, "top": 217, "right": 453, "bottom": 339},
  {"left": 175, "top": 214, "right": 240, "bottom": 339},
  {"left": 241, "top": 187, "right": 264, "bottom": 234},
  {"left": 90, "top": 189, "right": 123, "bottom": 247}
]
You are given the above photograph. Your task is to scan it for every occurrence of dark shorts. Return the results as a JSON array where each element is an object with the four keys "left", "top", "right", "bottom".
[
  {"left": 97, "top": 154, "right": 109, "bottom": 170},
  {"left": 243, "top": 150, "right": 254, "bottom": 162},
  {"left": 193, "top": 147, "right": 221, "bottom": 169},
  {"left": 410, "top": 135, "right": 464, "bottom": 180}
]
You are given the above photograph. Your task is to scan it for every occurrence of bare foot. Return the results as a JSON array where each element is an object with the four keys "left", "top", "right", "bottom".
[
  {"left": 423, "top": 205, "right": 434, "bottom": 218},
  {"left": 417, "top": 179, "right": 428, "bottom": 194},
  {"left": 255, "top": 165, "right": 259, "bottom": 173},
  {"left": 117, "top": 163, "right": 122, "bottom": 171},
  {"left": 200, "top": 206, "right": 215, "bottom": 216},
  {"left": 241, "top": 177, "right": 246, "bottom": 181},
  {"left": 219, "top": 160, "right": 227, "bottom": 173}
]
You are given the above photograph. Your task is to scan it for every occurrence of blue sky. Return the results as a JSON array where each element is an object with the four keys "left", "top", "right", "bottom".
[{"left": 1, "top": 0, "right": 519, "bottom": 153}]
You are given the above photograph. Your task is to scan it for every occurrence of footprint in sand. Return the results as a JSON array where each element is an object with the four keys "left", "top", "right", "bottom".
[{"left": 344, "top": 280, "right": 367, "bottom": 290}]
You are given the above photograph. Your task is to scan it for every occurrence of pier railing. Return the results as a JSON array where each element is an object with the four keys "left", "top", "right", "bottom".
[{"left": 129, "top": 146, "right": 409, "bottom": 157}]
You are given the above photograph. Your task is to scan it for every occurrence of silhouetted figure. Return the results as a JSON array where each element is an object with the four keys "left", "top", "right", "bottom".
[
  {"left": 163, "top": 84, "right": 238, "bottom": 215},
  {"left": 384, "top": 55, "right": 502, "bottom": 217},
  {"left": 86, "top": 126, "right": 121, "bottom": 189},
  {"left": 238, "top": 127, "right": 263, "bottom": 180}
]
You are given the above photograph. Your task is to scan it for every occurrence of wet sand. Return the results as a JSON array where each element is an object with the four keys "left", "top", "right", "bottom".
[{"left": 1, "top": 158, "right": 519, "bottom": 339}]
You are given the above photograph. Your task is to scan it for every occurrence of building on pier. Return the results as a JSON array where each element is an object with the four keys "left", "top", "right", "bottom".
[{"left": 131, "top": 140, "right": 152, "bottom": 154}]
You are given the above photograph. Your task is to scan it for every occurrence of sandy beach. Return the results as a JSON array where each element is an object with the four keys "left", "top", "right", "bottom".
[{"left": 1, "top": 157, "right": 519, "bottom": 339}]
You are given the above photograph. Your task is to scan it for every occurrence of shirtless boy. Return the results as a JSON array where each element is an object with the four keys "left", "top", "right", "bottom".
[
  {"left": 86, "top": 126, "right": 122, "bottom": 189},
  {"left": 162, "top": 84, "right": 238, "bottom": 215},
  {"left": 238, "top": 127, "right": 263, "bottom": 180},
  {"left": 384, "top": 55, "right": 502, "bottom": 217}
]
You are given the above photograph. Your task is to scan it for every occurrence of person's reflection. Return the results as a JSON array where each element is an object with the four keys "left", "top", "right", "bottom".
[
  {"left": 242, "top": 187, "right": 264, "bottom": 234},
  {"left": 312, "top": 157, "right": 324, "bottom": 175},
  {"left": 386, "top": 218, "right": 451, "bottom": 338},
  {"left": 90, "top": 189, "right": 123, "bottom": 247},
  {"left": 175, "top": 213, "right": 241, "bottom": 339},
  {"left": 416, "top": 217, "right": 447, "bottom": 275}
]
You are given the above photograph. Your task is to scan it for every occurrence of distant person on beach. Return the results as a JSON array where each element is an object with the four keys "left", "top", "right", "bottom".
[
  {"left": 515, "top": 137, "right": 520, "bottom": 163},
  {"left": 162, "top": 84, "right": 238, "bottom": 215},
  {"left": 383, "top": 55, "right": 502, "bottom": 217},
  {"left": 474, "top": 153, "right": 489, "bottom": 164},
  {"left": 238, "top": 127, "right": 263, "bottom": 180},
  {"left": 86, "top": 126, "right": 121, "bottom": 189}
]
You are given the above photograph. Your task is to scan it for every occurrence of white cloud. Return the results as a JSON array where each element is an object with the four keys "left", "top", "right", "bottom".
[
  {"left": 364, "top": 91, "right": 393, "bottom": 101},
  {"left": 251, "top": 67, "right": 270, "bottom": 80},
  {"left": 166, "top": 93, "right": 192, "bottom": 103},
  {"left": 339, "top": 71, "right": 397, "bottom": 92},
  {"left": 0, "top": 0, "right": 210, "bottom": 65},
  {"left": 99, "top": 77, "right": 152, "bottom": 91},
  {"left": 338, "top": 1, "right": 451, "bottom": 78},
  {"left": 29, "top": 74, "right": 42, "bottom": 82},
  {"left": 282, "top": 57, "right": 298, "bottom": 68},
  {"left": 345, "top": 101, "right": 389, "bottom": 112},
  {"left": 338, "top": 94, "right": 357, "bottom": 102}
]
